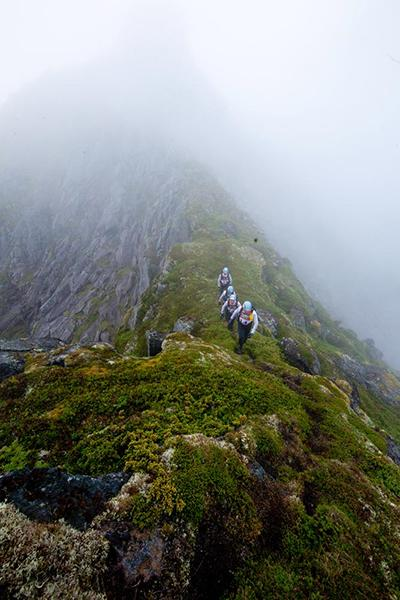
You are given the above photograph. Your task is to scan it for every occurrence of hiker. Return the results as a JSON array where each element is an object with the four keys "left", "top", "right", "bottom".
[
  {"left": 217, "top": 267, "right": 232, "bottom": 297},
  {"left": 218, "top": 285, "right": 237, "bottom": 305},
  {"left": 221, "top": 294, "right": 241, "bottom": 330},
  {"left": 229, "top": 300, "right": 259, "bottom": 353}
]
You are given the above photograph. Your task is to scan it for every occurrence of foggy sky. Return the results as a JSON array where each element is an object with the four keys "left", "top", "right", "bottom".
[{"left": 1, "top": 0, "right": 400, "bottom": 367}]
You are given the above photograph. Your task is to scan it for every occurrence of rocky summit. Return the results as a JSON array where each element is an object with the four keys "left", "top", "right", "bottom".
[{"left": 1, "top": 167, "right": 400, "bottom": 599}]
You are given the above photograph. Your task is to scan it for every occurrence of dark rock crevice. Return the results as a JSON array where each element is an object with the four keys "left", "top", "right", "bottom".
[
  {"left": 0, "top": 467, "right": 129, "bottom": 530},
  {"left": 145, "top": 330, "right": 167, "bottom": 357}
]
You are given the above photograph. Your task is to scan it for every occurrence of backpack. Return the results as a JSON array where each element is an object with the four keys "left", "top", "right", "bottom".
[{"left": 220, "top": 272, "right": 230, "bottom": 286}]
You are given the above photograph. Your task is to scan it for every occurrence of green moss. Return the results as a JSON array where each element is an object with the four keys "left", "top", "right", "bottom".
[
  {"left": 172, "top": 440, "right": 257, "bottom": 530},
  {"left": 130, "top": 438, "right": 259, "bottom": 544},
  {"left": 0, "top": 337, "right": 307, "bottom": 476},
  {"left": 359, "top": 453, "right": 400, "bottom": 498},
  {"left": 359, "top": 386, "right": 400, "bottom": 443},
  {"left": 0, "top": 440, "right": 31, "bottom": 471},
  {"left": 65, "top": 424, "right": 127, "bottom": 475},
  {"left": 115, "top": 328, "right": 134, "bottom": 353},
  {"left": 234, "top": 467, "right": 400, "bottom": 598}
]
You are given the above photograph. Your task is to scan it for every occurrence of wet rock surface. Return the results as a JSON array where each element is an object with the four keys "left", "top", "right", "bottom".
[
  {"left": 257, "top": 309, "right": 279, "bottom": 337},
  {"left": 350, "top": 384, "right": 361, "bottom": 412},
  {"left": 0, "top": 337, "right": 63, "bottom": 352},
  {"left": 248, "top": 460, "right": 268, "bottom": 481},
  {"left": 387, "top": 437, "right": 400, "bottom": 466},
  {"left": 173, "top": 317, "right": 195, "bottom": 334},
  {"left": 0, "top": 352, "right": 25, "bottom": 381},
  {"left": 100, "top": 522, "right": 194, "bottom": 598},
  {"left": 0, "top": 337, "right": 66, "bottom": 381},
  {"left": 290, "top": 307, "right": 307, "bottom": 331},
  {"left": 0, "top": 469, "right": 193, "bottom": 598},
  {"left": 280, "top": 337, "right": 321, "bottom": 375},
  {"left": 337, "top": 353, "right": 400, "bottom": 405},
  {"left": 101, "top": 523, "right": 164, "bottom": 590},
  {"left": 0, "top": 468, "right": 129, "bottom": 530}
]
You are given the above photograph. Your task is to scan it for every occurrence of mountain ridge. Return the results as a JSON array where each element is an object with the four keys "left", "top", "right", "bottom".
[{"left": 1, "top": 175, "right": 400, "bottom": 598}]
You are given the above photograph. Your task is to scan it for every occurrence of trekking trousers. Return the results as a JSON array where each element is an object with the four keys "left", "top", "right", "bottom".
[
  {"left": 224, "top": 308, "right": 235, "bottom": 329},
  {"left": 218, "top": 284, "right": 229, "bottom": 300},
  {"left": 238, "top": 321, "right": 252, "bottom": 349}
]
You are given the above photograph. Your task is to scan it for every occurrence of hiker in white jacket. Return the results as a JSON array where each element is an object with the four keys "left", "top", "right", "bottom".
[
  {"left": 229, "top": 300, "right": 258, "bottom": 353},
  {"left": 221, "top": 294, "right": 241, "bottom": 329}
]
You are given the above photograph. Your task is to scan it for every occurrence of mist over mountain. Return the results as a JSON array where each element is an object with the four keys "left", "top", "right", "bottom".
[
  {"left": 0, "top": 9, "right": 232, "bottom": 177},
  {"left": 1, "top": 2, "right": 399, "bottom": 368},
  {"left": 0, "top": 15, "right": 237, "bottom": 343}
]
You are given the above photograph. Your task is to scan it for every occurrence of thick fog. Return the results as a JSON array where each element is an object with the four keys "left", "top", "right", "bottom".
[{"left": 1, "top": 0, "right": 400, "bottom": 368}]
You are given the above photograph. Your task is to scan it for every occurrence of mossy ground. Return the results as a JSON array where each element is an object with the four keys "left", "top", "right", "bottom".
[
  {"left": 2, "top": 332, "right": 400, "bottom": 597},
  {"left": 1, "top": 196, "right": 400, "bottom": 598}
]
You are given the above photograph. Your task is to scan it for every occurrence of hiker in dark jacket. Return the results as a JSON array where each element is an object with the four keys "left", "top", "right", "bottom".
[
  {"left": 221, "top": 294, "right": 242, "bottom": 330},
  {"left": 217, "top": 267, "right": 232, "bottom": 298}
]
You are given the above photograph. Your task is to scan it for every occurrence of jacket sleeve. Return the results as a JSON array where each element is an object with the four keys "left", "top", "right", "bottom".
[
  {"left": 229, "top": 274, "right": 233, "bottom": 285},
  {"left": 218, "top": 290, "right": 226, "bottom": 303},
  {"left": 221, "top": 301, "right": 228, "bottom": 315},
  {"left": 229, "top": 306, "right": 241, "bottom": 322},
  {"left": 250, "top": 310, "right": 259, "bottom": 334},
  {"left": 217, "top": 274, "right": 221, "bottom": 286}
]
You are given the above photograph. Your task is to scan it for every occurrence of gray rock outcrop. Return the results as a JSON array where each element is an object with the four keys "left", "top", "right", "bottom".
[
  {"left": 0, "top": 352, "right": 25, "bottom": 381},
  {"left": 0, "top": 467, "right": 129, "bottom": 530},
  {"left": 257, "top": 309, "right": 279, "bottom": 337},
  {"left": 0, "top": 150, "right": 205, "bottom": 345},
  {"left": 387, "top": 437, "right": 400, "bottom": 466},
  {"left": 173, "top": 317, "right": 195, "bottom": 334},
  {"left": 280, "top": 337, "right": 321, "bottom": 375},
  {"left": 350, "top": 384, "right": 361, "bottom": 412},
  {"left": 337, "top": 353, "right": 400, "bottom": 406},
  {"left": 290, "top": 307, "right": 307, "bottom": 331},
  {"left": 0, "top": 338, "right": 62, "bottom": 352},
  {"left": 0, "top": 337, "right": 65, "bottom": 381}
]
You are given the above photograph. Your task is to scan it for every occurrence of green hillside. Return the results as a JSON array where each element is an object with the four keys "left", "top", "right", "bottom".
[{"left": 1, "top": 185, "right": 400, "bottom": 598}]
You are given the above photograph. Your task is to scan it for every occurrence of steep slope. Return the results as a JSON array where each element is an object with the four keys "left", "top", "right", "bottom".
[
  {"left": 131, "top": 179, "right": 400, "bottom": 440},
  {"left": 0, "top": 148, "right": 196, "bottom": 342},
  {"left": 1, "top": 184, "right": 400, "bottom": 598}
]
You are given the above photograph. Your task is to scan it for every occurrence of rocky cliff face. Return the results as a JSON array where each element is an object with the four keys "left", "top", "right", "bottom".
[{"left": 0, "top": 147, "right": 198, "bottom": 343}]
